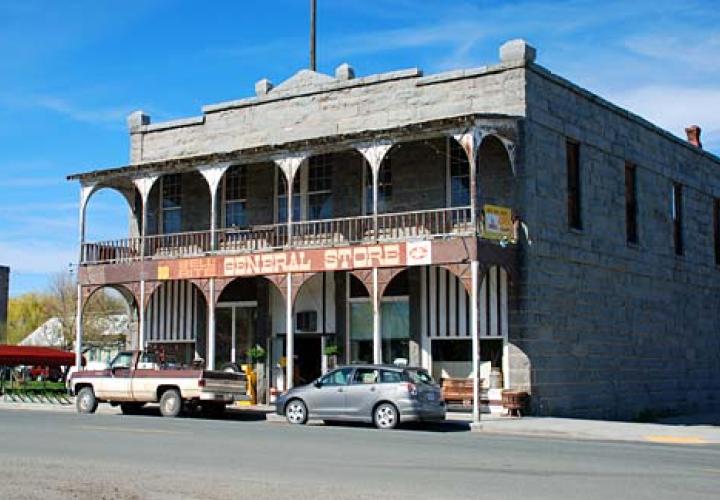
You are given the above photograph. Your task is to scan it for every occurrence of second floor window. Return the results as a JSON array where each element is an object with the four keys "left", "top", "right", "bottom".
[
  {"left": 449, "top": 139, "right": 470, "bottom": 207},
  {"left": 625, "top": 163, "right": 638, "bottom": 244},
  {"left": 672, "top": 182, "right": 683, "bottom": 256},
  {"left": 566, "top": 140, "right": 582, "bottom": 230},
  {"left": 307, "top": 155, "right": 333, "bottom": 220},
  {"left": 276, "top": 155, "right": 334, "bottom": 222},
  {"left": 224, "top": 165, "right": 248, "bottom": 228},
  {"left": 161, "top": 173, "right": 182, "bottom": 234},
  {"left": 364, "top": 159, "right": 392, "bottom": 215}
]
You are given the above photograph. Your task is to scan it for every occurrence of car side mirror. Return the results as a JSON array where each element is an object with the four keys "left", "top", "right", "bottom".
[{"left": 313, "top": 379, "right": 322, "bottom": 388}]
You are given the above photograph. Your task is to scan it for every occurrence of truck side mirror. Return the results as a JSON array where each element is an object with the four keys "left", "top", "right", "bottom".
[{"left": 313, "top": 379, "right": 322, "bottom": 388}]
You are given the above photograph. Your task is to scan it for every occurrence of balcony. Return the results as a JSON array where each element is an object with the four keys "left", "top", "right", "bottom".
[{"left": 80, "top": 206, "right": 488, "bottom": 265}]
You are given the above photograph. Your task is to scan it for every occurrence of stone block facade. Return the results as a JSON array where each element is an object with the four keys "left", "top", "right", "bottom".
[{"left": 515, "top": 66, "right": 720, "bottom": 419}]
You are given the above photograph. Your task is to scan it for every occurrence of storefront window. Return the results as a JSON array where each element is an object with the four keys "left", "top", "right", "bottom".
[
  {"left": 381, "top": 299, "right": 409, "bottom": 364},
  {"left": 349, "top": 301, "right": 372, "bottom": 363}
]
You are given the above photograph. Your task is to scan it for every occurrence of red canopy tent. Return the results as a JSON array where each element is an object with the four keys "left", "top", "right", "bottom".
[{"left": 0, "top": 345, "right": 84, "bottom": 367}]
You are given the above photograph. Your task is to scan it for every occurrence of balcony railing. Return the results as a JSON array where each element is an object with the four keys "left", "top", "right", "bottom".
[{"left": 81, "top": 206, "right": 481, "bottom": 264}]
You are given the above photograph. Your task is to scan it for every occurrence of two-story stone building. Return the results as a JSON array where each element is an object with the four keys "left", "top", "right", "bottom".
[{"left": 68, "top": 40, "right": 720, "bottom": 420}]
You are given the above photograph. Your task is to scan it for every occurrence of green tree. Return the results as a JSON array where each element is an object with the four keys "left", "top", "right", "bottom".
[{"left": 6, "top": 293, "right": 52, "bottom": 344}]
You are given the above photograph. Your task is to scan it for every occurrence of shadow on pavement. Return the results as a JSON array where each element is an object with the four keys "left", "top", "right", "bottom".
[{"left": 109, "top": 405, "right": 270, "bottom": 422}]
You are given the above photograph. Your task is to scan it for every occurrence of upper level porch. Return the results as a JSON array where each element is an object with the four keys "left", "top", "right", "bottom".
[{"left": 72, "top": 116, "right": 522, "bottom": 267}]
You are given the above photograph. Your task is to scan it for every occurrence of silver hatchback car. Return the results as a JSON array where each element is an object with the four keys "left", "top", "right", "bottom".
[{"left": 275, "top": 364, "right": 446, "bottom": 429}]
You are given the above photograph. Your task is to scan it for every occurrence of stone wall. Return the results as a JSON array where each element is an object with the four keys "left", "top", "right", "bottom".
[
  {"left": 131, "top": 63, "right": 527, "bottom": 164},
  {"left": 0, "top": 266, "right": 8, "bottom": 343},
  {"left": 513, "top": 65, "right": 720, "bottom": 419}
]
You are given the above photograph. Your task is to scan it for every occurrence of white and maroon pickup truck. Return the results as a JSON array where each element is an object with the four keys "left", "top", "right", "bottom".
[{"left": 69, "top": 350, "right": 248, "bottom": 417}]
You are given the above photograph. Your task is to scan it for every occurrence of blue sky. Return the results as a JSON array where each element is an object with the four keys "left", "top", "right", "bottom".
[{"left": 1, "top": 0, "right": 718, "bottom": 296}]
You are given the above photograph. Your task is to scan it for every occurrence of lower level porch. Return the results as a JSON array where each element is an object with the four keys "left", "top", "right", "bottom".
[{"left": 77, "top": 262, "right": 515, "bottom": 414}]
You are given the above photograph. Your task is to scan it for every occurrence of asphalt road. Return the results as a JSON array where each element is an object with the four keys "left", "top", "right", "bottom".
[{"left": 0, "top": 408, "right": 718, "bottom": 500}]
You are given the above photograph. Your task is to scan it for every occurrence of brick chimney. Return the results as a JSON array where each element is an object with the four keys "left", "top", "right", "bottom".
[{"left": 685, "top": 125, "right": 702, "bottom": 149}]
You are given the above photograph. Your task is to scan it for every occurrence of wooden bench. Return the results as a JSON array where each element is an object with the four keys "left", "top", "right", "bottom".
[{"left": 440, "top": 377, "right": 483, "bottom": 405}]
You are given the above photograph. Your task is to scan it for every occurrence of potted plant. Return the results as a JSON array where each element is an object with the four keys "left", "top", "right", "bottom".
[
  {"left": 247, "top": 345, "right": 266, "bottom": 404},
  {"left": 324, "top": 344, "right": 341, "bottom": 370}
]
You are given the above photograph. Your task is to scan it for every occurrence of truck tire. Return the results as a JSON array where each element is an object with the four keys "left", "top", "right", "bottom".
[
  {"left": 76, "top": 387, "right": 98, "bottom": 414},
  {"left": 120, "top": 403, "right": 146, "bottom": 415},
  {"left": 159, "top": 389, "right": 183, "bottom": 417}
]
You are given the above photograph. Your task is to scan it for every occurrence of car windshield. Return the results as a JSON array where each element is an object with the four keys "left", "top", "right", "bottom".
[{"left": 407, "top": 369, "right": 435, "bottom": 385}]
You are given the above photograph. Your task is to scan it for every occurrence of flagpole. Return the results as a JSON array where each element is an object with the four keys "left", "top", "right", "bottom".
[{"left": 310, "top": 0, "right": 316, "bottom": 70}]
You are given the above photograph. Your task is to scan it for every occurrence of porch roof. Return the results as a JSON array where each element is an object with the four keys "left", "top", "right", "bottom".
[{"left": 67, "top": 113, "right": 519, "bottom": 183}]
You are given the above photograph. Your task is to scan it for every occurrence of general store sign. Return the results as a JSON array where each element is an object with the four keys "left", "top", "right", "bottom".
[
  {"left": 223, "top": 241, "right": 432, "bottom": 276},
  {"left": 155, "top": 241, "right": 438, "bottom": 280}
]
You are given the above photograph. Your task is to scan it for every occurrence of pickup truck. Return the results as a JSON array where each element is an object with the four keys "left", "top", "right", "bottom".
[{"left": 68, "top": 350, "right": 248, "bottom": 417}]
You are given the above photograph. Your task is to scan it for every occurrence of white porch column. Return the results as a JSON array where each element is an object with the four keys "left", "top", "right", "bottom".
[
  {"left": 207, "top": 278, "right": 216, "bottom": 370},
  {"left": 470, "top": 260, "right": 481, "bottom": 423},
  {"left": 274, "top": 155, "right": 308, "bottom": 247},
  {"left": 198, "top": 164, "right": 231, "bottom": 251},
  {"left": 285, "top": 273, "right": 294, "bottom": 389},
  {"left": 132, "top": 175, "right": 159, "bottom": 257},
  {"left": 372, "top": 267, "right": 381, "bottom": 364},
  {"left": 138, "top": 280, "right": 146, "bottom": 350},
  {"left": 78, "top": 183, "right": 96, "bottom": 263},
  {"left": 356, "top": 142, "right": 393, "bottom": 238},
  {"left": 75, "top": 283, "right": 83, "bottom": 370}
]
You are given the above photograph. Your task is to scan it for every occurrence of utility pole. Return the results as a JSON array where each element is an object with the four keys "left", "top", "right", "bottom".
[{"left": 310, "top": 0, "right": 317, "bottom": 71}]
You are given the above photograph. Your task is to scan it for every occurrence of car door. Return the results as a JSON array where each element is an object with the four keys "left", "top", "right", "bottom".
[
  {"left": 100, "top": 352, "right": 134, "bottom": 401},
  {"left": 304, "top": 367, "right": 353, "bottom": 418},
  {"left": 344, "top": 368, "right": 381, "bottom": 420}
]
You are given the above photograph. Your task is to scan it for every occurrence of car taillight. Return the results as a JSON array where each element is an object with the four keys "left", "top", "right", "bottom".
[
  {"left": 401, "top": 382, "right": 418, "bottom": 397},
  {"left": 198, "top": 379, "right": 206, "bottom": 388}
]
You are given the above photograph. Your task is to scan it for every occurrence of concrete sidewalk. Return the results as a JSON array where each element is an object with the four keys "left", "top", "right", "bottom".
[{"left": 2, "top": 399, "right": 718, "bottom": 445}]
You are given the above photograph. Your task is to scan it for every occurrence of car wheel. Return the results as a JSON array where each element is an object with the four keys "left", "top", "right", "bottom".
[
  {"left": 285, "top": 399, "right": 308, "bottom": 425},
  {"left": 159, "top": 389, "right": 183, "bottom": 417},
  {"left": 120, "top": 403, "right": 145, "bottom": 415},
  {"left": 373, "top": 402, "right": 398, "bottom": 430},
  {"left": 76, "top": 387, "right": 98, "bottom": 414}
]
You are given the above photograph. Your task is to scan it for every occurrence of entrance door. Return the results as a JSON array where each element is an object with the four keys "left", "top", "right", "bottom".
[
  {"left": 294, "top": 336, "right": 321, "bottom": 386},
  {"left": 215, "top": 303, "right": 257, "bottom": 369}
]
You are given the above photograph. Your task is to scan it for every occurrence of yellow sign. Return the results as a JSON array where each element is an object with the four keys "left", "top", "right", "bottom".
[{"left": 483, "top": 204, "right": 513, "bottom": 240}]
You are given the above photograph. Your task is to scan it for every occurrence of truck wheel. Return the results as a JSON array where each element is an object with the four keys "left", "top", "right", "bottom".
[
  {"left": 76, "top": 387, "right": 98, "bottom": 414},
  {"left": 159, "top": 389, "right": 183, "bottom": 417},
  {"left": 120, "top": 403, "right": 146, "bottom": 415}
]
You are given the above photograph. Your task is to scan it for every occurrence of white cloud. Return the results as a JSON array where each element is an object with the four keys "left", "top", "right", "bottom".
[
  {"left": 33, "top": 95, "right": 134, "bottom": 125},
  {"left": 606, "top": 85, "right": 720, "bottom": 153},
  {"left": 624, "top": 32, "right": 720, "bottom": 73},
  {"left": 0, "top": 241, "right": 76, "bottom": 275}
]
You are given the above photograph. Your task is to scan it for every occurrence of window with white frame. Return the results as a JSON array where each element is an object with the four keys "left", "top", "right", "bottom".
[
  {"left": 223, "top": 165, "right": 248, "bottom": 228},
  {"left": 307, "top": 155, "right": 333, "bottom": 219},
  {"left": 364, "top": 158, "right": 392, "bottom": 215},
  {"left": 161, "top": 173, "right": 182, "bottom": 234},
  {"left": 276, "top": 169, "right": 301, "bottom": 223},
  {"left": 448, "top": 139, "right": 470, "bottom": 207},
  {"left": 275, "top": 155, "right": 334, "bottom": 222}
]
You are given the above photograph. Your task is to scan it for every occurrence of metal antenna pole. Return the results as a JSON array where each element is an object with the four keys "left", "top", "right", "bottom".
[{"left": 310, "top": 0, "right": 317, "bottom": 70}]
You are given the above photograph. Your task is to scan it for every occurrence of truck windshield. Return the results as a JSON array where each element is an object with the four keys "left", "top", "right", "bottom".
[{"left": 110, "top": 352, "right": 133, "bottom": 369}]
